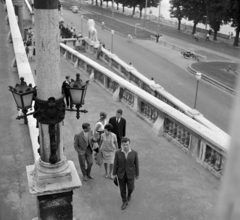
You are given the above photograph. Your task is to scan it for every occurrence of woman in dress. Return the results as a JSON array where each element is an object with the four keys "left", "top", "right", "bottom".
[
  {"left": 94, "top": 112, "right": 107, "bottom": 145},
  {"left": 99, "top": 123, "right": 118, "bottom": 179}
]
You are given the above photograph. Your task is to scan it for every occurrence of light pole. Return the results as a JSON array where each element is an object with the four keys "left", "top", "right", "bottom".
[
  {"left": 111, "top": 30, "right": 114, "bottom": 53},
  {"left": 194, "top": 72, "right": 202, "bottom": 109},
  {"left": 112, "top": 0, "right": 114, "bottom": 19},
  {"left": 81, "top": 15, "right": 83, "bottom": 36},
  {"left": 158, "top": 0, "right": 162, "bottom": 29},
  {"left": 143, "top": 0, "right": 147, "bottom": 28}
]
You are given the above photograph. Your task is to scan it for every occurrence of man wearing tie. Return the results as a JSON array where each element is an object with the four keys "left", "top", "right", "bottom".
[
  {"left": 74, "top": 123, "right": 95, "bottom": 181},
  {"left": 113, "top": 137, "right": 139, "bottom": 210},
  {"left": 109, "top": 109, "right": 126, "bottom": 149}
]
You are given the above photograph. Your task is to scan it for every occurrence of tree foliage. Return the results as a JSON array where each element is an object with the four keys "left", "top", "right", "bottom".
[
  {"left": 204, "top": 0, "right": 225, "bottom": 40},
  {"left": 222, "top": 0, "right": 240, "bottom": 46},
  {"left": 169, "top": 0, "right": 185, "bottom": 30}
]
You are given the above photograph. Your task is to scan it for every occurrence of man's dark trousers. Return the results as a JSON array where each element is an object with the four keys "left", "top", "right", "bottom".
[{"left": 118, "top": 173, "right": 135, "bottom": 203}]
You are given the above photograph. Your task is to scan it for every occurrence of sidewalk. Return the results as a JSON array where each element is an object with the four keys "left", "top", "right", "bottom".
[{"left": 1, "top": 3, "right": 220, "bottom": 220}]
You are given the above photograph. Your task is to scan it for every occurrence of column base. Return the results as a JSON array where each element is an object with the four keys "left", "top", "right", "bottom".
[{"left": 26, "top": 160, "right": 81, "bottom": 196}]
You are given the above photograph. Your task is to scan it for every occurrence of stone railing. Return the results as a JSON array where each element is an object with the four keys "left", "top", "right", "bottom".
[
  {"left": 65, "top": 38, "right": 227, "bottom": 137},
  {"left": 5, "top": 0, "right": 39, "bottom": 162},
  {"left": 61, "top": 42, "right": 230, "bottom": 179}
]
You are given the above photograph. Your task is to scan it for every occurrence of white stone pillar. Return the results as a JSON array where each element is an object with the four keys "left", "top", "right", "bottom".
[{"left": 26, "top": 1, "right": 81, "bottom": 219}]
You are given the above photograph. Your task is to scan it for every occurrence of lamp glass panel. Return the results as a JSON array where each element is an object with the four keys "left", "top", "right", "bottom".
[
  {"left": 12, "top": 93, "right": 23, "bottom": 109},
  {"left": 82, "top": 87, "right": 88, "bottom": 103},
  {"left": 23, "top": 93, "right": 34, "bottom": 108},
  {"left": 70, "top": 89, "right": 83, "bottom": 104}
]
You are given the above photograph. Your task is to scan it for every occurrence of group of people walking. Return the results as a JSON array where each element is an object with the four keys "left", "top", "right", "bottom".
[{"left": 74, "top": 109, "right": 139, "bottom": 210}]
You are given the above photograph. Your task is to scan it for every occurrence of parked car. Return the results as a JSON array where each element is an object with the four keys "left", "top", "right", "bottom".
[{"left": 70, "top": 6, "right": 79, "bottom": 13}]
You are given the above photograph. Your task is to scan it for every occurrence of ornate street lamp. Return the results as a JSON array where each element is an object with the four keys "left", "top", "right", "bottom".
[
  {"left": 67, "top": 73, "right": 89, "bottom": 119},
  {"left": 9, "top": 77, "right": 37, "bottom": 124},
  {"left": 9, "top": 74, "right": 89, "bottom": 126}
]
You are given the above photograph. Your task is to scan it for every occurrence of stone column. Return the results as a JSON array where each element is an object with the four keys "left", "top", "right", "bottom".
[{"left": 26, "top": 1, "right": 81, "bottom": 219}]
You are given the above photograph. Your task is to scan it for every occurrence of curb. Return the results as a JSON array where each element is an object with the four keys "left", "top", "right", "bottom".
[{"left": 187, "top": 65, "right": 237, "bottom": 95}]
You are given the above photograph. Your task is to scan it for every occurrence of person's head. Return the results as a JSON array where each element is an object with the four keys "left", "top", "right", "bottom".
[
  {"left": 116, "top": 109, "right": 123, "bottom": 119},
  {"left": 104, "top": 123, "right": 112, "bottom": 135},
  {"left": 66, "top": 76, "right": 70, "bottom": 82},
  {"left": 99, "top": 112, "right": 107, "bottom": 121},
  {"left": 82, "top": 123, "right": 91, "bottom": 132},
  {"left": 121, "top": 137, "right": 131, "bottom": 152}
]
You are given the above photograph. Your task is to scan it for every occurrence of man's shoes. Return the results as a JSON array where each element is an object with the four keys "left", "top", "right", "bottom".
[
  {"left": 83, "top": 176, "right": 88, "bottom": 181},
  {"left": 121, "top": 202, "right": 128, "bottom": 210},
  {"left": 87, "top": 175, "right": 94, "bottom": 179},
  {"left": 127, "top": 195, "right": 131, "bottom": 202}
]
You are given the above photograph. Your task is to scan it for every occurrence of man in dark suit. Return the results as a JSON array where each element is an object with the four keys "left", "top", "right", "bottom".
[
  {"left": 61, "top": 76, "right": 71, "bottom": 109},
  {"left": 109, "top": 109, "right": 126, "bottom": 149},
  {"left": 113, "top": 137, "right": 139, "bottom": 210},
  {"left": 74, "top": 123, "right": 96, "bottom": 181}
]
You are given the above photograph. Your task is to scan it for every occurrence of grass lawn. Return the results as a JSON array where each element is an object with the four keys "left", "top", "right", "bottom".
[
  {"left": 85, "top": 13, "right": 152, "bottom": 39},
  {"left": 192, "top": 62, "right": 239, "bottom": 89}
]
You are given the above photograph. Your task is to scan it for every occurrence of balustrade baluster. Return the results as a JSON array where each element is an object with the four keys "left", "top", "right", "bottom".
[
  {"left": 184, "top": 132, "right": 190, "bottom": 148},
  {"left": 176, "top": 125, "right": 181, "bottom": 141},
  {"left": 180, "top": 128, "right": 185, "bottom": 144},
  {"left": 172, "top": 123, "right": 178, "bottom": 138},
  {"left": 168, "top": 121, "right": 174, "bottom": 135}
]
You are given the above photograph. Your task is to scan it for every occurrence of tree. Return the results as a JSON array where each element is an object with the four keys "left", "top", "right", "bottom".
[
  {"left": 223, "top": 0, "right": 240, "bottom": 46},
  {"left": 169, "top": 0, "right": 185, "bottom": 30},
  {"left": 204, "top": 0, "right": 224, "bottom": 41},
  {"left": 182, "top": 0, "right": 206, "bottom": 34}
]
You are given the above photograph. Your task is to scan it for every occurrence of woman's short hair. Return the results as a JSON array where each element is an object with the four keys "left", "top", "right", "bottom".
[
  {"left": 104, "top": 123, "right": 113, "bottom": 131},
  {"left": 100, "top": 111, "right": 107, "bottom": 120}
]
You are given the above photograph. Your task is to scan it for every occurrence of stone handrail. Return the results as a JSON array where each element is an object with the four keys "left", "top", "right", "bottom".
[
  {"left": 24, "top": 0, "right": 33, "bottom": 15},
  {"left": 61, "top": 42, "right": 230, "bottom": 179},
  {"left": 5, "top": 0, "right": 39, "bottom": 162},
  {"left": 65, "top": 37, "right": 227, "bottom": 140}
]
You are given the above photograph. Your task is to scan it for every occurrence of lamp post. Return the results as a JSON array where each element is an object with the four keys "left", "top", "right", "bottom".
[
  {"left": 111, "top": 29, "right": 114, "bottom": 53},
  {"left": 194, "top": 72, "right": 202, "bottom": 109},
  {"left": 143, "top": 0, "right": 147, "bottom": 28},
  {"left": 81, "top": 15, "right": 83, "bottom": 36},
  {"left": 112, "top": 0, "right": 114, "bottom": 19},
  {"left": 158, "top": 0, "right": 162, "bottom": 30}
]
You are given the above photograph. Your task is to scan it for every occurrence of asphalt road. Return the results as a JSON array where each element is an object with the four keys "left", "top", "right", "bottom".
[
  {"left": 76, "top": 0, "right": 240, "bottom": 58},
  {"left": 62, "top": 8, "right": 235, "bottom": 134}
]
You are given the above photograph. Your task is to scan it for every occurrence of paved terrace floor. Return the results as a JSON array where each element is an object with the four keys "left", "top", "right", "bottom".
[{"left": 0, "top": 3, "right": 220, "bottom": 220}]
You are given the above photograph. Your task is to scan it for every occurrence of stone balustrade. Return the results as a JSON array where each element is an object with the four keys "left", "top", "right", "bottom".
[
  {"left": 61, "top": 42, "right": 230, "bottom": 179},
  {"left": 5, "top": 0, "right": 39, "bottom": 162}
]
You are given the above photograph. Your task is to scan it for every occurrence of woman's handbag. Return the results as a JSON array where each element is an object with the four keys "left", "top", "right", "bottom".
[{"left": 95, "top": 152, "right": 103, "bottom": 167}]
